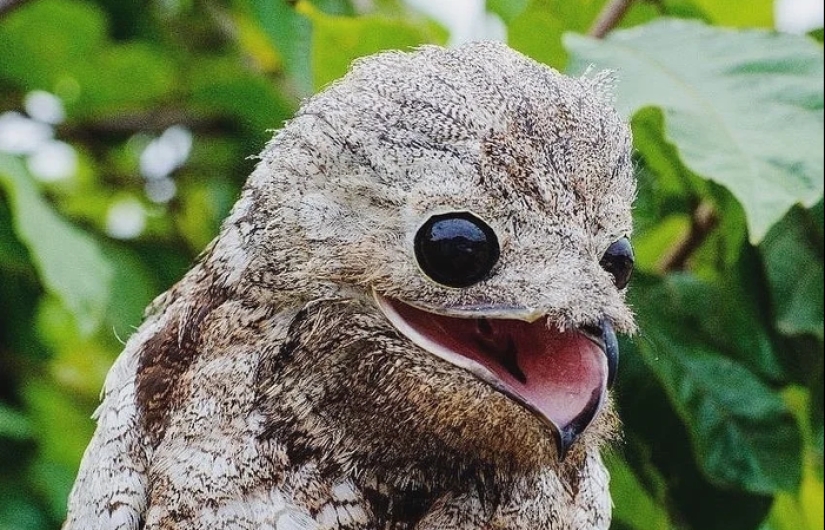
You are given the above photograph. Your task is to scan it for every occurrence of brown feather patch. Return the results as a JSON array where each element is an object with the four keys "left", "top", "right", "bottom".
[{"left": 136, "top": 280, "right": 229, "bottom": 445}]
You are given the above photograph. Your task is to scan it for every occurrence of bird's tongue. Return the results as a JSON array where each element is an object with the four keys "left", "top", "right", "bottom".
[{"left": 382, "top": 298, "right": 607, "bottom": 445}]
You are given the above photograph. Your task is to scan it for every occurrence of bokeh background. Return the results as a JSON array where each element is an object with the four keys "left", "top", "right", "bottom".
[{"left": 0, "top": 1, "right": 822, "bottom": 529}]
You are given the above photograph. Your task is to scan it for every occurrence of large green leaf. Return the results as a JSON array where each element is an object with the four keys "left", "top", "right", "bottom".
[
  {"left": 0, "top": 154, "right": 112, "bottom": 335},
  {"left": 566, "top": 19, "right": 824, "bottom": 242},
  {"left": 659, "top": 252, "right": 784, "bottom": 380},
  {"left": 632, "top": 274, "right": 802, "bottom": 493},
  {"left": 617, "top": 337, "right": 776, "bottom": 529}
]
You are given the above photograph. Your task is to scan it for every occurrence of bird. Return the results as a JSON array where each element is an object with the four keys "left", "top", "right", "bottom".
[{"left": 64, "top": 41, "right": 636, "bottom": 530}]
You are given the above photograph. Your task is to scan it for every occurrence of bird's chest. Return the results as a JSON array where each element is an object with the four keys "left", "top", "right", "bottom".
[{"left": 278, "top": 471, "right": 601, "bottom": 530}]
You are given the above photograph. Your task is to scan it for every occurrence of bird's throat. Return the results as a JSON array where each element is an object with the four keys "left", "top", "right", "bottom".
[{"left": 374, "top": 293, "right": 609, "bottom": 456}]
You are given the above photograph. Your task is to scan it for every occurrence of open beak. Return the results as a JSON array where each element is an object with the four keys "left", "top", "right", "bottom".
[{"left": 374, "top": 291, "right": 618, "bottom": 458}]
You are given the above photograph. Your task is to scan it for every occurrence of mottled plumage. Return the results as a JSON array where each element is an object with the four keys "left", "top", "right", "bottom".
[{"left": 65, "top": 42, "right": 635, "bottom": 530}]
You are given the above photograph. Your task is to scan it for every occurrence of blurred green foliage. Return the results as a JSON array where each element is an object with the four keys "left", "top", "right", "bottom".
[{"left": 0, "top": 1, "right": 822, "bottom": 529}]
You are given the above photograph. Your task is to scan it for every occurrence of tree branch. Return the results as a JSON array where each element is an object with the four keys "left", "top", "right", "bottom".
[
  {"left": 656, "top": 201, "right": 719, "bottom": 273},
  {"left": 58, "top": 109, "right": 228, "bottom": 137},
  {"left": 588, "top": 0, "right": 635, "bottom": 39}
]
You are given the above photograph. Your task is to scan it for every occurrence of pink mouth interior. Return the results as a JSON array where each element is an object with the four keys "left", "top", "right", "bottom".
[{"left": 383, "top": 298, "right": 607, "bottom": 437}]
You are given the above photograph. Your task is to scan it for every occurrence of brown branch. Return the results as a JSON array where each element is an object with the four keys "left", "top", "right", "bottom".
[
  {"left": 58, "top": 109, "right": 227, "bottom": 137},
  {"left": 0, "top": 0, "right": 30, "bottom": 18},
  {"left": 656, "top": 201, "right": 719, "bottom": 273},
  {"left": 588, "top": 0, "right": 636, "bottom": 39}
]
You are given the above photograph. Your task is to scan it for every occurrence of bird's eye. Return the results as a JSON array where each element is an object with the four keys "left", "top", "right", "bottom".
[
  {"left": 414, "top": 212, "right": 500, "bottom": 288},
  {"left": 600, "top": 237, "right": 634, "bottom": 289}
]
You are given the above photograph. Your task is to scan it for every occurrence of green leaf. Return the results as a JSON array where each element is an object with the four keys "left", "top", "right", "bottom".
[
  {"left": 507, "top": 0, "right": 569, "bottom": 69},
  {"left": 0, "top": 404, "right": 31, "bottom": 440},
  {"left": 631, "top": 107, "right": 703, "bottom": 199},
  {"left": 762, "top": 387, "right": 825, "bottom": 530},
  {"left": 486, "top": 0, "right": 530, "bottom": 23},
  {"left": 617, "top": 336, "right": 775, "bottom": 529},
  {"left": 0, "top": 484, "right": 50, "bottom": 530},
  {"left": 310, "top": 0, "right": 355, "bottom": 16},
  {"left": 689, "top": 0, "right": 773, "bottom": 27},
  {"left": 760, "top": 206, "right": 824, "bottom": 341},
  {"left": 34, "top": 296, "right": 112, "bottom": 398},
  {"left": 298, "top": 2, "right": 446, "bottom": 90},
  {"left": 22, "top": 379, "right": 95, "bottom": 471},
  {"left": 633, "top": 274, "right": 803, "bottom": 493},
  {"left": 0, "top": 154, "right": 113, "bottom": 335},
  {"left": 189, "top": 56, "right": 295, "bottom": 141},
  {"left": 507, "top": 0, "right": 658, "bottom": 69},
  {"left": 566, "top": 19, "right": 824, "bottom": 242},
  {"left": 16, "top": 375, "right": 90, "bottom": 523},
  {"left": 632, "top": 213, "right": 690, "bottom": 273},
  {"left": 672, "top": 251, "right": 784, "bottom": 380},
  {"left": 660, "top": 0, "right": 713, "bottom": 23},
  {"left": 607, "top": 454, "right": 671, "bottom": 530},
  {"left": 71, "top": 43, "right": 177, "bottom": 118},
  {"left": 0, "top": 0, "right": 106, "bottom": 90},
  {"left": 27, "top": 457, "right": 76, "bottom": 523},
  {"left": 248, "top": 0, "right": 314, "bottom": 95},
  {"left": 100, "top": 242, "right": 159, "bottom": 341}
]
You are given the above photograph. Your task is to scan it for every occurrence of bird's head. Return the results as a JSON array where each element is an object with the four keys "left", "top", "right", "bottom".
[{"left": 218, "top": 42, "right": 635, "bottom": 487}]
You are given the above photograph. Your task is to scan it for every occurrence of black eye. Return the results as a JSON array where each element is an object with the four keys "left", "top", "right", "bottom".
[
  {"left": 414, "top": 212, "right": 500, "bottom": 288},
  {"left": 600, "top": 237, "right": 634, "bottom": 289}
]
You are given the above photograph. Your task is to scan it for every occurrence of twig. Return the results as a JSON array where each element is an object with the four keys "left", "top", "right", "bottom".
[
  {"left": 656, "top": 201, "right": 718, "bottom": 273},
  {"left": 588, "top": 0, "right": 636, "bottom": 39},
  {"left": 0, "top": 0, "right": 30, "bottom": 18},
  {"left": 58, "top": 109, "right": 226, "bottom": 136}
]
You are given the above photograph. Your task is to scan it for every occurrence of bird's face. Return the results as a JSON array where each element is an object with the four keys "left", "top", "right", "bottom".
[
  {"left": 367, "top": 140, "right": 634, "bottom": 460},
  {"left": 246, "top": 43, "right": 635, "bottom": 478}
]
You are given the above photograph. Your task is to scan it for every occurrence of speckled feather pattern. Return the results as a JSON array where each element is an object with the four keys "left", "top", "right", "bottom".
[{"left": 65, "top": 42, "right": 634, "bottom": 530}]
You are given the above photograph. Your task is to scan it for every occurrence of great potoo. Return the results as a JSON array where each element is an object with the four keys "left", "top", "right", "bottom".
[{"left": 65, "top": 41, "right": 636, "bottom": 530}]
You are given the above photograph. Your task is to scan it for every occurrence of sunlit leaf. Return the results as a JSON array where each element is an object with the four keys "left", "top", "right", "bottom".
[
  {"left": 297, "top": 2, "right": 446, "bottom": 90},
  {"left": 566, "top": 20, "right": 824, "bottom": 242},
  {"left": 690, "top": 0, "right": 773, "bottom": 27},
  {"left": 763, "top": 387, "right": 825, "bottom": 530}
]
